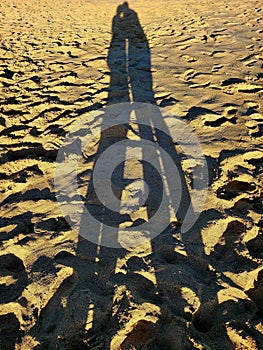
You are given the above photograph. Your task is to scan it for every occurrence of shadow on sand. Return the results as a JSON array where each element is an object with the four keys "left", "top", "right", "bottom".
[{"left": 23, "top": 3, "right": 242, "bottom": 350}]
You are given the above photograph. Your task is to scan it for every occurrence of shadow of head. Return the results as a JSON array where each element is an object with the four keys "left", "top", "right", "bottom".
[{"left": 117, "top": 1, "right": 130, "bottom": 18}]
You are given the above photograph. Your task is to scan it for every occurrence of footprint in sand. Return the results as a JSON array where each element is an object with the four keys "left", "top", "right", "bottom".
[{"left": 0, "top": 253, "right": 27, "bottom": 303}]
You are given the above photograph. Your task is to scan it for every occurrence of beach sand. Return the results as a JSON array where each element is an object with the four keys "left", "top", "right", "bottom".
[{"left": 0, "top": 0, "right": 263, "bottom": 349}]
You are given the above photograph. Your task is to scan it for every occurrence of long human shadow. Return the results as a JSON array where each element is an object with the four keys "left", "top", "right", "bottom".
[
  {"left": 64, "top": 2, "right": 226, "bottom": 348},
  {"left": 75, "top": 2, "right": 200, "bottom": 348},
  {"left": 27, "top": 3, "right": 229, "bottom": 349}
]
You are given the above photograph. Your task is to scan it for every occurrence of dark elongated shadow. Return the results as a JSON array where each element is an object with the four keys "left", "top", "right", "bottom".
[
  {"left": 76, "top": 2, "right": 198, "bottom": 348},
  {"left": 27, "top": 3, "right": 230, "bottom": 349}
]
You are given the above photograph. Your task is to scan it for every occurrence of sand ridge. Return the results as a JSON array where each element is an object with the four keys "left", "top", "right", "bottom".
[{"left": 0, "top": 0, "right": 263, "bottom": 349}]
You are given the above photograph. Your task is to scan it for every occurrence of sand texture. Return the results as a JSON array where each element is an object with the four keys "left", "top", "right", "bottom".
[{"left": 0, "top": 0, "right": 263, "bottom": 349}]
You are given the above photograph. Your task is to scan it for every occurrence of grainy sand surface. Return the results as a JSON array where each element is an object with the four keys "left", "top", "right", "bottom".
[{"left": 0, "top": 0, "right": 263, "bottom": 349}]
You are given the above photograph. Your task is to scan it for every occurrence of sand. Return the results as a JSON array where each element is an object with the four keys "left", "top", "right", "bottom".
[{"left": 0, "top": 0, "right": 263, "bottom": 349}]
